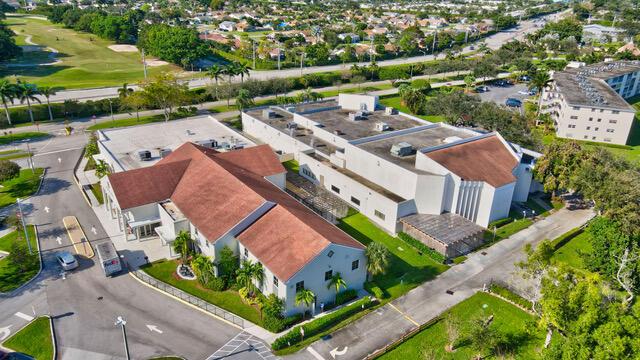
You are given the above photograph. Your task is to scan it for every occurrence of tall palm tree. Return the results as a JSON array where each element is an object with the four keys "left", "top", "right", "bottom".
[
  {"left": 327, "top": 272, "right": 346, "bottom": 302},
  {"left": 223, "top": 64, "right": 238, "bottom": 106},
  {"left": 235, "top": 89, "right": 255, "bottom": 111},
  {"left": 38, "top": 86, "right": 57, "bottom": 122},
  {"left": 117, "top": 83, "right": 133, "bottom": 98},
  {"left": 16, "top": 80, "right": 41, "bottom": 123},
  {"left": 366, "top": 242, "right": 390, "bottom": 280},
  {"left": 0, "top": 79, "right": 17, "bottom": 126},
  {"left": 234, "top": 62, "right": 251, "bottom": 83},
  {"left": 295, "top": 287, "right": 315, "bottom": 319},
  {"left": 207, "top": 64, "right": 224, "bottom": 100},
  {"left": 530, "top": 70, "right": 552, "bottom": 112},
  {"left": 236, "top": 259, "right": 254, "bottom": 292},
  {"left": 250, "top": 261, "right": 264, "bottom": 294},
  {"left": 172, "top": 230, "right": 193, "bottom": 266}
]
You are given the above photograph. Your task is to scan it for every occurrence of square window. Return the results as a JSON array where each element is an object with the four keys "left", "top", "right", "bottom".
[
  {"left": 324, "top": 270, "right": 333, "bottom": 281},
  {"left": 586, "top": 126, "right": 591, "bottom": 130},
  {"left": 244, "top": 248, "right": 249, "bottom": 257},
  {"left": 273, "top": 276, "right": 279, "bottom": 287},
  {"left": 331, "top": 185, "right": 340, "bottom": 194},
  {"left": 609, "top": 119, "right": 617, "bottom": 124},
  {"left": 597, "top": 118, "right": 601, "bottom": 122},
  {"left": 296, "top": 281, "right": 304, "bottom": 292},
  {"left": 584, "top": 135, "right": 588, "bottom": 139},
  {"left": 612, "top": 110, "right": 620, "bottom": 114},
  {"left": 327, "top": 250, "right": 334, "bottom": 258},
  {"left": 592, "top": 136, "right": 596, "bottom": 140},
  {"left": 374, "top": 210, "right": 385, "bottom": 220},
  {"left": 351, "top": 196, "right": 360, "bottom": 206},
  {"left": 352, "top": 260, "right": 359, "bottom": 270},
  {"left": 589, "top": 117, "right": 593, "bottom": 121},
  {"left": 595, "top": 127, "right": 599, "bottom": 131}
]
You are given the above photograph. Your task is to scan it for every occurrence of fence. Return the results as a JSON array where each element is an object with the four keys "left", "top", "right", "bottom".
[{"left": 132, "top": 270, "right": 247, "bottom": 328}]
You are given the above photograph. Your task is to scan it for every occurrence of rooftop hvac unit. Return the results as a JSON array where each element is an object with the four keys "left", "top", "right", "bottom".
[
  {"left": 375, "top": 122, "right": 389, "bottom": 132},
  {"left": 137, "top": 150, "right": 152, "bottom": 161},
  {"left": 348, "top": 111, "right": 367, "bottom": 121},
  {"left": 286, "top": 122, "right": 298, "bottom": 129},
  {"left": 159, "top": 148, "right": 172, "bottom": 158},
  {"left": 390, "top": 142, "right": 415, "bottom": 157},
  {"left": 385, "top": 107, "right": 396, "bottom": 115},
  {"left": 285, "top": 106, "right": 296, "bottom": 112},
  {"left": 196, "top": 139, "right": 217, "bottom": 148},
  {"left": 262, "top": 109, "right": 276, "bottom": 119}
]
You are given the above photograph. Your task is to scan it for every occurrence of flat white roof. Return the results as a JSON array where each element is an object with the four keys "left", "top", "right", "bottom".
[{"left": 99, "top": 115, "right": 254, "bottom": 170}]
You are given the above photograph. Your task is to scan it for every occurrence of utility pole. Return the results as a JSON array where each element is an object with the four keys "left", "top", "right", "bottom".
[
  {"left": 252, "top": 41, "right": 256, "bottom": 69},
  {"left": 16, "top": 198, "right": 32, "bottom": 255},
  {"left": 300, "top": 52, "right": 304, "bottom": 77},
  {"left": 432, "top": 31, "right": 437, "bottom": 55},
  {"left": 23, "top": 140, "right": 34, "bottom": 173},
  {"left": 464, "top": 30, "right": 468, "bottom": 43},
  {"left": 108, "top": 99, "right": 114, "bottom": 122},
  {"left": 115, "top": 316, "right": 130, "bottom": 360},
  {"left": 141, "top": 49, "right": 148, "bottom": 79},
  {"left": 277, "top": 48, "right": 281, "bottom": 70}
]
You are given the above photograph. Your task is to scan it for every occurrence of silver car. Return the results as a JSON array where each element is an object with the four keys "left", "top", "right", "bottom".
[{"left": 57, "top": 251, "right": 79, "bottom": 271}]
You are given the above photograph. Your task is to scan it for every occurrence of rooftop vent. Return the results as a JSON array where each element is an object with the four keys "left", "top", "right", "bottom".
[
  {"left": 375, "top": 122, "right": 390, "bottom": 132},
  {"left": 262, "top": 109, "right": 276, "bottom": 119},
  {"left": 390, "top": 142, "right": 415, "bottom": 157},
  {"left": 444, "top": 136, "right": 462, "bottom": 144},
  {"left": 196, "top": 139, "right": 217, "bottom": 148},
  {"left": 137, "top": 150, "right": 152, "bottom": 161},
  {"left": 348, "top": 111, "right": 367, "bottom": 121},
  {"left": 159, "top": 148, "right": 172, "bottom": 158},
  {"left": 385, "top": 107, "right": 397, "bottom": 115},
  {"left": 286, "top": 122, "right": 298, "bottom": 129}
]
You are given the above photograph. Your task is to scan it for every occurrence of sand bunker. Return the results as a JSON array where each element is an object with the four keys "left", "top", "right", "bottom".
[
  {"left": 108, "top": 44, "right": 139, "bottom": 52},
  {"left": 145, "top": 59, "right": 169, "bottom": 67}
]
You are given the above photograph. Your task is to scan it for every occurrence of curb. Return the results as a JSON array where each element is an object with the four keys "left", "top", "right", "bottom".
[
  {"left": 0, "top": 224, "right": 43, "bottom": 297},
  {"left": 71, "top": 147, "right": 92, "bottom": 207},
  {"left": 48, "top": 315, "right": 58, "bottom": 360},
  {"left": 128, "top": 271, "right": 244, "bottom": 332},
  {"left": 0, "top": 315, "right": 57, "bottom": 360}
]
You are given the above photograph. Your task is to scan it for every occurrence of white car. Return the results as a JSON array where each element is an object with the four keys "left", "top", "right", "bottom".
[{"left": 57, "top": 251, "right": 79, "bottom": 271}]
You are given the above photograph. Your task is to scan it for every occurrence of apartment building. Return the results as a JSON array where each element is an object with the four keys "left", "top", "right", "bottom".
[
  {"left": 242, "top": 94, "right": 541, "bottom": 257},
  {"left": 540, "top": 61, "right": 640, "bottom": 145},
  {"left": 102, "top": 143, "right": 367, "bottom": 316}
]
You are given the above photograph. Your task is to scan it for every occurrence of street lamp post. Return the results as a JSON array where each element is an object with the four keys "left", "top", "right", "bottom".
[
  {"left": 108, "top": 99, "right": 114, "bottom": 122},
  {"left": 115, "top": 316, "right": 130, "bottom": 360},
  {"left": 16, "top": 198, "right": 32, "bottom": 255},
  {"left": 23, "top": 140, "right": 34, "bottom": 174}
]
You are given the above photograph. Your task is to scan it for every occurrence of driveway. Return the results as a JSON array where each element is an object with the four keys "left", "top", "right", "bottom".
[{"left": 292, "top": 207, "right": 594, "bottom": 360}]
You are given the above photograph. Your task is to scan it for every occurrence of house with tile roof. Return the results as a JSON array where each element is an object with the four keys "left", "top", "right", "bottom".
[
  {"left": 101, "top": 142, "right": 367, "bottom": 316},
  {"left": 242, "top": 94, "right": 543, "bottom": 257}
]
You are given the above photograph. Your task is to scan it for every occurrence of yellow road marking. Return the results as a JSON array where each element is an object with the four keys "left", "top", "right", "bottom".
[
  {"left": 388, "top": 303, "right": 420, "bottom": 326},
  {"left": 62, "top": 216, "right": 95, "bottom": 258}
]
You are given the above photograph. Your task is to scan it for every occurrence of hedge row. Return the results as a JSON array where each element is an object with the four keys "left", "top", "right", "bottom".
[
  {"left": 549, "top": 226, "right": 584, "bottom": 250},
  {"left": 488, "top": 217, "right": 515, "bottom": 229},
  {"left": 272, "top": 297, "right": 375, "bottom": 350},
  {"left": 489, "top": 283, "right": 532, "bottom": 311},
  {"left": 397, "top": 232, "right": 446, "bottom": 263}
]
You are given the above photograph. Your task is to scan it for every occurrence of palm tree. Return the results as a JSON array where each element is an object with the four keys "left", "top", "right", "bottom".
[
  {"left": 16, "top": 80, "right": 41, "bottom": 123},
  {"left": 117, "top": 83, "right": 133, "bottom": 98},
  {"left": 172, "top": 230, "right": 193, "bottom": 266},
  {"left": 295, "top": 287, "right": 315, "bottom": 319},
  {"left": 235, "top": 89, "right": 255, "bottom": 111},
  {"left": 250, "top": 261, "right": 264, "bottom": 294},
  {"left": 530, "top": 70, "right": 552, "bottom": 112},
  {"left": 223, "top": 64, "right": 238, "bottom": 106},
  {"left": 327, "top": 272, "right": 347, "bottom": 302},
  {"left": 207, "top": 64, "right": 224, "bottom": 100},
  {"left": 191, "top": 254, "right": 214, "bottom": 285},
  {"left": 366, "top": 242, "right": 390, "bottom": 281},
  {"left": 236, "top": 259, "right": 254, "bottom": 290},
  {"left": 0, "top": 79, "right": 16, "bottom": 126},
  {"left": 234, "top": 62, "right": 251, "bottom": 83},
  {"left": 38, "top": 86, "right": 57, "bottom": 122}
]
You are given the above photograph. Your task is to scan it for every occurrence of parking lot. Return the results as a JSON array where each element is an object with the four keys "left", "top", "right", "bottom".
[{"left": 476, "top": 82, "right": 532, "bottom": 113}]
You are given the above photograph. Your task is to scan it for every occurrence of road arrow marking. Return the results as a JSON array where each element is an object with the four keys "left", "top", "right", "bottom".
[
  {"left": 57, "top": 157, "right": 62, "bottom": 164},
  {"left": 306, "top": 347, "right": 326, "bottom": 360},
  {"left": 0, "top": 325, "right": 12, "bottom": 341},
  {"left": 91, "top": 226, "right": 97, "bottom": 235},
  {"left": 44, "top": 206, "right": 50, "bottom": 213},
  {"left": 15, "top": 312, "right": 34, "bottom": 322},
  {"left": 56, "top": 237, "right": 62, "bottom": 245},
  {"left": 329, "top": 347, "right": 348, "bottom": 359},
  {"left": 146, "top": 325, "right": 163, "bottom": 334}
]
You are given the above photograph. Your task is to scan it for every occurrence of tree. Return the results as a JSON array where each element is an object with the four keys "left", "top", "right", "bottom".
[
  {"left": 533, "top": 140, "right": 585, "bottom": 195},
  {"left": 191, "top": 253, "right": 214, "bottom": 286},
  {"left": 530, "top": 70, "right": 552, "bottom": 111},
  {"left": 0, "top": 160, "right": 19, "bottom": 182},
  {"left": 222, "top": 65, "right": 238, "bottom": 106},
  {"left": 463, "top": 75, "right": 476, "bottom": 93},
  {"left": 137, "top": 24, "right": 208, "bottom": 67},
  {"left": 172, "top": 230, "right": 193, "bottom": 266},
  {"left": 117, "top": 83, "right": 133, "bottom": 99},
  {"left": 0, "top": 79, "right": 16, "bottom": 125},
  {"left": 84, "top": 133, "right": 99, "bottom": 158},
  {"left": 467, "top": 314, "right": 497, "bottom": 358},
  {"left": 400, "top": 87, "right": 427, "bottom": 114},
  {"left": 94, "top": 159, "right": 111, "bottom": 178},
  {"left": 233, "top": 62, "right": 251, "bottom": 83},
  {"left": 262, "top": 293, "right": 285, "bottom": 319},
  {"left": 15, "top": 80, "right": 41, "bottom": 123},
  {"left": 443, "top": 312, "right": 460, "bottom": 352},
  {"left": 517, "top": 240, "right": 554, "bottom": 316},
  {"left": 207, "top": 64, "right": 224, "bottom": 100},
  {"left": 235, "top": 89, "right": 255, "bottom": 111},
  {"left": 327, "top": 272, "right": 346, "bottom": 302},
  {"left": 295, "top": 287, "right": 315, "bottom": 319},
  {"left": 615, "top": 247, "right": 639, "bottom": 307},
  {"left": 38, "top": 86, "right": 57, "bottom": 122},
  {"left": 140, "top": 73, "right": 189, "bottom": 122},
  {"left": 236, "top": 259, "right": 253, "bottom": 291},
  {"left": 8, "top": 241, "right": 36, "bottom": 272},
  {"left": 366, "top": 242, "right": 390, "bottom": 280},
  {"left": 218, "top": 245, "right": 239, "bottom": 282},
  {"left": 120, "top": 91, "right": 147, "bottom": 122},
  {"left": 0, "top": 24, "right": 21, "bottom": 62},
  {"left": 473, "top": 60, "right": 498, "bottom": 82}
]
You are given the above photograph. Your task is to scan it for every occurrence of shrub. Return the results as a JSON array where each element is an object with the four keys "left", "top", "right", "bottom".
[
  {"left": 335, "top": 289, "right": 357, "bottom": 306},
  {"left": 263, "top": 314, "right": 287, "bottom": 333},
  {"left": 284, "top": 313, "right": 303, "bottom": 327},
  {"left": 489, "top": 217, "right": 514, "bottom": 229},
  {"left": 489, "top": 283, "right": 531, "bottom": 310},
  {"left": 397, "top": 232, "right": 446, "bottom": 263},
  {"left": 205, "top": 276, "right": 226, "bottom": 291},
  {"left": 0, "top": 160, "right": 20, "bottom": 182},
  {"left": 366, "top": 283, "right": 384, "bottom": 299}
]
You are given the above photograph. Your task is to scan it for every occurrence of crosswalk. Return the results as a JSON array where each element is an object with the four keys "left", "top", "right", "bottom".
[{"left": 207, "top": 331, "right": 279, "bottom": 360}]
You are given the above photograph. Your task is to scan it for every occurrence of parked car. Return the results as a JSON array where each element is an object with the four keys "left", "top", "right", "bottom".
[
  {"left": 469, "top": 45, "right": 475, "bottom": 50},
  {"left": 475, "top": 85, "right": 489, "bottom": 93},
  {"left": 493, "top": 79, "right": 511, "bottom": 87},
  {"left": 517, "top": 90, "right": 531, "bottom": 95},
  {"left": 505, "top": 98, "right": 522, "bottom": 107},
  {"left": 519, "top": 75, "right": 531, "bottom": 82},
  {"left": 57, "top": 251, "right": 79, "bottom": 271}
]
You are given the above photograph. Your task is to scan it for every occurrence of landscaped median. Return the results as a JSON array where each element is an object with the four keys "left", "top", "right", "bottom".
[
  {"left": 0, "top": 225, "right": 39, "bottom": 293},
  {"left": 0, "top": 132, "right": 48, "bottom": 146},
  {"left": 2, "top": 316, "right": 54, "bottom": 360},
  {"left": 0, "top": 168, "right": 45, "bottom": 208}
]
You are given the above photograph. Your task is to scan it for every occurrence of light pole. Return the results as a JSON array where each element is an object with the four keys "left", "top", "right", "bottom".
[
  {"left": 300, "top": 52, "right": 305, "bottom": 77},
  {"left": 108, "top": 99, "right": 114, "bottom": 122},
  {"left": 115, "top": 316, "right": 130, "bottom": 360},
  {"left": 141, "top": 49, "right": 148, "bottom": 80},
  {"left": 22, "top": 139, "right": 34, "bottom": 174},
  {"left": 16, "top": 198, "right": 32, "bottom": 255}
]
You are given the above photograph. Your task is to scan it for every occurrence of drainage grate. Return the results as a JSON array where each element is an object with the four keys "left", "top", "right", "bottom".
[
  {"left": 481, "top": 251, "right": 487, "bottom": 256},
  {"left": 446, "top": 290, "right": 454, "bottom": 295}
]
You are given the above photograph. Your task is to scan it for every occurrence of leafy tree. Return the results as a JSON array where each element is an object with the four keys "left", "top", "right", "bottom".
[
  {"left": 443, "top": 312, "right": 460, "bottom": 352},
  {"left": 207, "top": 65, "right": 224, "bottom": 100},
  {"left": 0, "top": 160, "right": 20, "bottom": 182},
  {"left": 235, "top": 89, "right": 255, "bottom": 111},
  {"left": 463, "top": 75, "right": 476, "bottom": 93},
  {"left": 8, "top": 241, "right": 36, "bottom": 271},
  {"left": 38, "top": 86, "right": 57, "bottom": 122},
  {"left": 191, "top": 253, "right": 215, "bottom": 286},
  {"left": 473, "top": 60, "right": 498, "bottom": 82},
  {"left": 467, "top": 314, "right": 497, "bottom": 358},
  {"left": 400, "top": 87, "right": 427, "bottom": 115},
  {"left": 138, "top": 24, "right": 208, "bottom": 67},
  {"left": 15, "top": 81, "right": 41, "bottom": 123},
  {"left": 172, "top": 230, "right": 193, "bottom": 266},
  {"left": 295, "top": 287, "right": 315, "bottom": 319},
  {"left": 140, "top": 73, "right": 189, "bottom": 122},
  {"left": 327, "top": 272, "right": 346, "bottom": 302},
  {"left": 366, "top": 242, "right": 390, "bottom": 279},
  {"left": 217, "top": 245, "right": 239, "bottom": 282},
  {"left": 120, "top": 91, "right": 147, "bottom": 122},
  {"left": 84, "top": 133, "right": 99, "bottom": 158},
  {"left": 262, "top": 293, "right": 285, "bottom": 319},
  {"left": 0, "top": 24, "right": 21, "bottom": 62},
  {"left": 533, "top": 140, "right": 585, "bottom": 195},
  {"left": 94, "top": 159, "right": 111, "bottom": 178},
  {"left": 0, "top": 79, "right": 16, "bottom": 125}
]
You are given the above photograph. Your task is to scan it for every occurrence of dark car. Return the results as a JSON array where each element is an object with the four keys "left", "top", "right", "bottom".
[
  {"left": 505, "top": 98, "right": 522, "bottom": 107},
  {"left": 475, "top": 85, "right": 489, "bottom": 93}
]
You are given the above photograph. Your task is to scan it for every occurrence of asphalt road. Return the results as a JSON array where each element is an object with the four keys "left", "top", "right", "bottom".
[
  {"left": 17, "top": 10, "right": 569, "bottom": 106},
  {"left": 0, "top": 134, "right": 259, "bottom": 360}
]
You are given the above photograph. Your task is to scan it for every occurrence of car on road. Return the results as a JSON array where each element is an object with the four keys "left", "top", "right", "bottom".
[
  {"left": 505, "top": 98, "right": 522, "bottom": 107},
  {"left": 57, "top": 251, "right": 79, "bottom": 271},
  {"left": 519, "top": 75, "right": 531, "bottom": 82},
  {"left": 475, "top": 85, "right": 489, "bottom": 93}
]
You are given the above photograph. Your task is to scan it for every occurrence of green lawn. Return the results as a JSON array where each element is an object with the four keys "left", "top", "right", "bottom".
[
  {"left": 0, "top": 168, "right": 44, "bottom": 209},
  {"left": 86, "top": 112, "right": 192, "bottom": 131},
  {"left": 338, "top": 213, "right": 449, "bottom": 300},
  {"left": 0, "top": 132, "right": 48, "bottom": 145},
  {"left": 378, "top": 292, "right": 544, "bottom": 360},
  {"left": 0, "top": 225, "right": 39, "bottom": 293},
  {"left": 141, "top": 259, "right": 263, "bottom": 325},
  {"left": 551, "top": 230, "right": 591, "bottom": 270},
  {"left": 1, "top": 14, "right": 179, "bottom": 89},
  {"left": 378, "top": 96, "right": 446, "bottom": 123},
  {"left": 90, "top": 183, "right": 104, "bottom": 204},
  {"left": 484, "top": 214, "right": 533, "bottom": 245},
  {"left": 2, "top": 316, "right": 54, "bottom": 360},
  {"left": 525, "top": 197, "right": 563, "bottom": 218}
]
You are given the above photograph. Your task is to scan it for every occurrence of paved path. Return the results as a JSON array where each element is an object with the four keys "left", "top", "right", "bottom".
[{"left": 291, "top": 207, "right": 594, "bottom": 360}]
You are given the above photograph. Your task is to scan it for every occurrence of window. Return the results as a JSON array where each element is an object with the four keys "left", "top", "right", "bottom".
[
  {"left": 609, "top": 119, "right": 618, "bottom": 124},
  {"left": 331, "top": 185, "right": 340, "bottom": 194},
  {"left": 352, "top": 260, "right": 359, "bottom": 270},
  {"left": 592, "top": 136, "right": 597, "bottom": 140},
  {"left": 296, "top": 281, "right": 304, "bottom": 292},
  {"left": 327, "top": 250, "right": 334, "bottom": 258},
  {"left": 324, "top": 270, "right": 333, "bottom": 281},
  {"left": 595, "top": 127, "right": 599, "bottom": 131},
  {"left": 244, "top": 248, "right": 249, "bottom": 257},
  {"left": 273, "top": 276, "right": 279, "bottom": 287},
  {"left": 586, "top": 126, "right": 591, "bottom": 130},
  {"left": 573, "top": 106, "right": 580, "bottom": 110},
  {"left": 139, "top": 223, "right": 160, "bottom": 238},
  {"left": 600, "top": 109, "right": 604, "bottom": 113},
  {"left": 350, "top": 196, "right": 360, "bottom": 206},
  {"left": 374, "top": 210, "right": 385, "bottom": 220},
  {"left": 589, "top": 117, "right": 593, "bottom": 121},
  {"left": 570, "top": 115, "right": 578, "bottom": 119},
  {"left": 607, "top": 129, "right": 615, "bottom": 133},
  {"left": 568, "top": 124, "right": 576, "bottom": 129},
  {"left": 591, "top": 108, "right": 596, "bottom": 112},
  {"left": 302, "top": 168, "right": 316, "bottom": 180},
  {"left": 597, "top": 118, "right": 602, "bottom": 122},
  {"left": 604, "top": 138, "right": 612, "bottom": 142},
  {"left": 612, "top": 110, "right": 620, "bottom": 114},
  {"left": 583, "top": 135, "right": 588, "bottom": 139}
]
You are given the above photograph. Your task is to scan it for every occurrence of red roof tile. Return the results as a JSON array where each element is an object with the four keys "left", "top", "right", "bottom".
[{"left": 424, "top": 135, "right": 518, "bottom": 188}]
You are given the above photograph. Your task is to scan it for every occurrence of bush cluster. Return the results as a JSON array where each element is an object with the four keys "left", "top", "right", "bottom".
[
  {"left": 335, "top": 289, "right": 357, "bottom": 306},
  {"left": 397, "top": 232, "right": 446, "bottom": 263}
]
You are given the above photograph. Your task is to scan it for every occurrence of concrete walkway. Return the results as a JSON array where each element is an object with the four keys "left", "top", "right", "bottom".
[{"left": 294, "top": 207, "right": 595, "bottom": 360}]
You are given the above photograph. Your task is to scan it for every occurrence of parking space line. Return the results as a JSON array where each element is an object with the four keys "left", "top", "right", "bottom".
[
  {"left": 306, "top": 347, "right": 326, "bottom": 360},
  {"left": 14, "top": 312, "right": 34, "bottom": 321}
]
